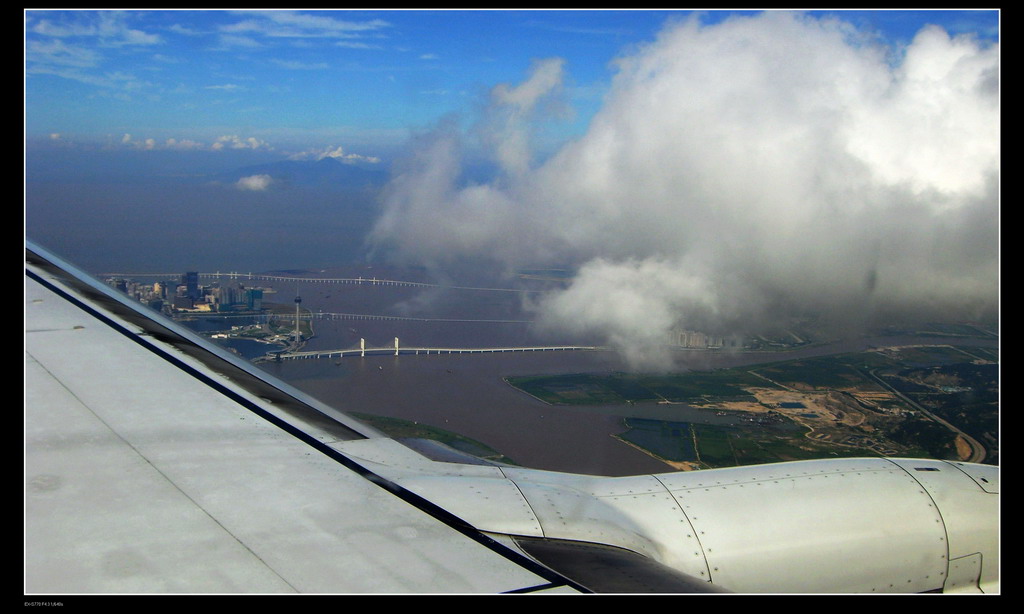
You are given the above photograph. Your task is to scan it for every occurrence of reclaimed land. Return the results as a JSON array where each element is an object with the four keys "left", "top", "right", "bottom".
[{"left": 507, "top": 345, "right": 998, "bottom": 470}]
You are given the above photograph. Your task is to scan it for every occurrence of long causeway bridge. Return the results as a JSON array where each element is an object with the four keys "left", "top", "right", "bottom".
[
  {"left": 107, "top": 270, "right": 544, "bottom": 294},
  {"left": 265, "top": 339, "right": 602, "bottom": 361}
]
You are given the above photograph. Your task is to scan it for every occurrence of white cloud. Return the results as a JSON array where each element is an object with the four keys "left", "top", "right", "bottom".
[
  {"left": 535, "top": 257, "right": 720, "bottom": 370},
  {"left": 112, "top": 133, "right": 271, "bottom": 152},
  {"left": 212, "top": 135, "right": 272, "bottom": 150},
  {"left": 368, "top": 12, "right": 999, "bottom": 369},
  {"left": 288, "top": 144, "right": 381, "bottom": 164},
  {"left": 163, "top": 137, "right": 205, "bottom": 150},
  {"left": 236, "top": 174, "right": 273, "bottom": 191},
  {"left": 484, "top": 57, "right": 567, "bottom": 177},
  {"left": 841, "top": 25, "right": 999, "bottom": 199},
  {"left": 118, "top": 133, "right": 156, "bottom": 149}
]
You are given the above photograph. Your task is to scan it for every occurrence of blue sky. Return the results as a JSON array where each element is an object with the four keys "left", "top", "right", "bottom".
[
  {"left": 24, "top": 9, "right": 999, "bottom": 163},
  {"left": 25, "top": 9, "right": 999, "bottom": 353}
]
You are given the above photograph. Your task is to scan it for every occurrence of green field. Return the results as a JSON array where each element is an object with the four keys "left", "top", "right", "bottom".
[
  {"left": 616, "top": 419, "right": 874, "bottom": 468},
  {"left": 750, "top": 353, "right": 894, "bottom": 389},
  {"left": 508, "top": 370, "right": 766, "bottom": 405}
]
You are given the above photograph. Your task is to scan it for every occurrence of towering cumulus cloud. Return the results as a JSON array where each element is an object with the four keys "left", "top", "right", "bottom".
[{"left": 369, "top": 12, "right": 998, "bottom": 370}]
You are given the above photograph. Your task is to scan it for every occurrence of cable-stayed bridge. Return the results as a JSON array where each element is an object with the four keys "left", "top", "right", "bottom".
[{"left": 263, "top": 338, "right": 602, "bottom": 361}]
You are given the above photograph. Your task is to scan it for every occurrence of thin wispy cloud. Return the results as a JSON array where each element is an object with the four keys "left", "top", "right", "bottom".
[
  {"left": 28, "top": 11, "right": 162, "bottom": 46},
  {"left": 215, "top": 33, "right": 264, "bottom": 49},
  {"left": 26, "top": 39, "right": 102, "bottom": 69},
  {"left": 221, "top": 10, "right": 390, "bottom": 39},
  {"left": 270, "top": 59, "right": 330, "bottom": 70},
  {"left": 167, "top": 23, "right": 202, "bottom": 37},
  {"left": 524, "top": 18, "right": 633, "bottom": 37},
  {"left": 26, "top": 63, "right": 150, "bottom": 93},
  {"left": 335, "top": 41, "right": 383, "bottom": 50},
  {"left": 26, "top": 12, "right": 163, "bottom": 99}
]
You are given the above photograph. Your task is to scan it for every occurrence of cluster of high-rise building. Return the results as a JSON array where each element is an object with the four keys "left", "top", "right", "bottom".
[
  {"left": 668, "top": 328, "right": 743, "bottom": 349},
  {"left": 106, "top": 272, "right": 266, "bottom": 314}
]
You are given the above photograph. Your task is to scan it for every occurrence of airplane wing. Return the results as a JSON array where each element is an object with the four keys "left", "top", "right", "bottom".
[
  {"left": 25, "top": 241, "right": 998, "bottom": 594},
  {"left": 26, "top": 242, "right": 590, "bottom": 594}
]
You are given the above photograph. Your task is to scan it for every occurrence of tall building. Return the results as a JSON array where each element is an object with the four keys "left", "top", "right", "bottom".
[
  {"left": 182, "top": 271, "right": 200, "bottom": 300},
  {"left": 153, "top": 280, "right": 171, "bottom": 299},
  {"left": 217, "top": 281, "right": 243, "bottom": 308},
  {"left": 670, "top": 328, "right": 726, "bottom": 349},
  {"left": 246, "top": 288, "right": 263, "bottom": 311}
]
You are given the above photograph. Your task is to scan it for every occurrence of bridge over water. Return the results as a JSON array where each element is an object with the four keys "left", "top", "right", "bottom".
[
  {"left": 108, "top": 271, "right": 545, "bottom": 293},
  {"left": 187, "top": 311, "right": 533, "bottom": 324},
  {"left": 264, "top": 339, "right": 603, "bottom": 361}
]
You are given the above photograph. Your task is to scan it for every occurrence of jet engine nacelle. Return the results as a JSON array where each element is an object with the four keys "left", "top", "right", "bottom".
[{"left": 342, "top": 439, "right": 998, "bottom": 593}]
